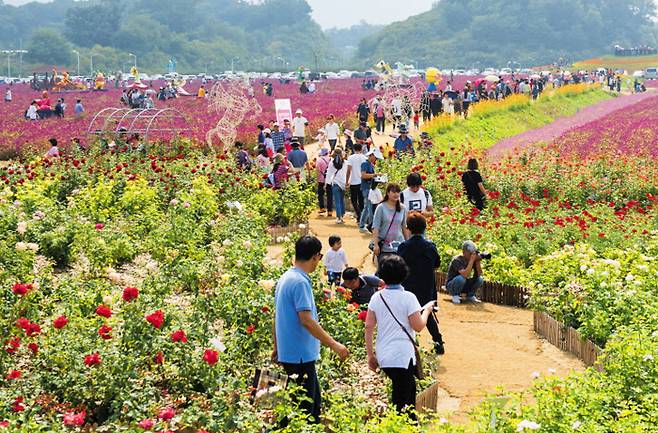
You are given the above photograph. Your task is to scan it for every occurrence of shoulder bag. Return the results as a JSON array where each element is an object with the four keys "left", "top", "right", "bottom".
[
  {"left": 379, "top": 293, "right": 424, "bottom": 380},
  {"left": 368, "top": 209, "right": 397, "bottom": 252}
]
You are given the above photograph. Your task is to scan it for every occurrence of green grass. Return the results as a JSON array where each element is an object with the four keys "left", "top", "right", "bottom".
[{"left": 573, "top": 54, "right": 658, "bottom": 73}]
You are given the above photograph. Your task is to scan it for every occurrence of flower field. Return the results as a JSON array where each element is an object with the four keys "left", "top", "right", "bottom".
[{"left": 0, "top": 81, "right": 657, "bottom": 432}]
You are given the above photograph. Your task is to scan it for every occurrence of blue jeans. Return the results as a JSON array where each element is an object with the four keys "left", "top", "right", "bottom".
[
  {"left": 446, "top": 275, "right": 484, "bottom": 297},
  {"left": 332, "top": 185, "right": 345, "bottom": 218},
  {"left": 359, "top": 190, "right": 371, "bottom": 228}
]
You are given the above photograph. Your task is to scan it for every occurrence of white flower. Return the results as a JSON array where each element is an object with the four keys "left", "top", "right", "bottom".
[
  {"left": 209, "top": 219, "right": 217, "bottom": 226},
  {"left": 146, "top": 261, "right": 158, "bottom": 272},
  {"left": 276, "top": 236, "right": 285, "bottom": 243},
  {"left": 26, "top": 243, "right": 39, "bottom": 252},
  {"left": 625, "top": 273, "right": 635, "bottom": 282},
  {"left": 183, "top": 202, "right": 191, "bottom": 208},
  {"left": 243, "top": 240, "right": 252, "bottom": 249},
  {"left": 638, "top": 265, "right": 648, "bottom": 272},
  {"left": 531, "top": 371, "right": 540, "bottom": 379},
  {"left": 15, "top": 242, "right": 27, "bottom": 251},
  {"left": 13, "top": 200, "right": 21, "bottom": 208},
  {"left": 571, "top": 420, "right": 581, "bottom": 430},
  {"left": 298, "top": 224, "right": 307, "bottom": 230},
  {"left": 216, "top": 255, "right": 225, "bottom": 265},
  {"left": 439, "top": 417, "right": 448, "bottom": 424},
  {"left": 103, "top": 295, "right": 113, "bottom": 306},
  {"left": 33, "top": 210, "right": 45, "bottom": 220},
  {"left": 16, "top": 221, "right": 27, "bottom": 235},
  {"left": 233, "top": 201, "right": 243, "bottom": 211},
  {"left": 579, "top": 265, "right": 587, "bottom": 272},
  {"left": 235, "top": 259, "right": 244, "bottom": 268},
  {"left": 170, "top": 199, "right": 179, "bottom": 206},
  {"left": 222, "top": 239, "right": 233, "bottom": 246},
  {"left": 586, "top": 268, "right": 595, "bottom": 275},
  {"left": 517, "top": 420, "right": 541, "bottom": 431},
  {"left": 283, "top": 236, "right": 290, "bottom": 242},
  {"left": 259, "top": 279, "right": 275, "bottom": 292},
  {"left": 108, "top": 271, "right": 122, "bottom": 284},
  {"left": 548, "top": 368, "right": 557, "bottom": 374},
  {"left": 210, "top": 337, "right": 226, "bottom": 353},
  {"left": 289, "top": 374, "right": 299, "bottom": 380},
  {"left": 643, "top": 354, "right": 654, "bottom": 362}
]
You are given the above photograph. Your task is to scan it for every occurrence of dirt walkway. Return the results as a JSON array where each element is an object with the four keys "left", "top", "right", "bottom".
[{"left": 269, "top": 125, "right": 584, "bottom": 422}]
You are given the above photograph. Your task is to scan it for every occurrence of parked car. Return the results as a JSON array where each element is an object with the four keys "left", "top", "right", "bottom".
[
  {"left": 632, "top": 70, "right": 645, "bottom": 78},
  {"left": 644, "top": 67, "right": 658, "bottom": 79}
]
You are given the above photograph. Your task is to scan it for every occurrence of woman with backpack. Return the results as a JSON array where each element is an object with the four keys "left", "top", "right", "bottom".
[
  {"left": 326, "top": 148, "right": 347, "bottom": 224},
  {"left": 371, "top": 183, "right": 409, "bottom": 271}
]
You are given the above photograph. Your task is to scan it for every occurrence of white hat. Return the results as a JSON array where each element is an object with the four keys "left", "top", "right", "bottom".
[
  {"left": 295, "top": 108, "right": 303, "bottom": 114},
  {"left": 366, "top": 148, "right": 384, "bottom": 160},
  {"left": 263, "top": 128, "right": 271, "bottom": 134}
]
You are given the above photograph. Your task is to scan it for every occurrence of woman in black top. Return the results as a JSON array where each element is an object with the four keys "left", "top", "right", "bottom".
[{"left": 461, "top": 158, "right": 488, "bottom": 211}]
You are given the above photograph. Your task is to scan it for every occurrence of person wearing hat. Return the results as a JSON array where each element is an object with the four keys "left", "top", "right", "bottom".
[
  {"left": 356, "top": 98, "right": 370, "bottom": 123},
  {"left": 270, "top": 152, "right": 290, "bottom": 189},
  {"left": 263, "top": 128, "right": 275, "bottom": 158},
  {"left": 359, "top": 148, "right": 384, "bottom": 232},
  {"left": 288, "top": 139, "right": 310, "bottom": 181},
  {"left": 271, "top": 122, "right": 286, "bottom": 152},
  {"left": 445, "top": 240, "right": 484, "bottom": 304},
  {"left": 292, "top": 109, "right": 309, "bottom": 146},
  {"left": 393, "top": 126, "right": 414, "bottom": 155},
  {"left": 354, "top": 122, "right": 369, "bottom": 146},
  {"left": 343, "top": 129, "right": 354, "bottom": 154},
  {"left": 316, "top": 148, "right": 333, "bottom": 216}
]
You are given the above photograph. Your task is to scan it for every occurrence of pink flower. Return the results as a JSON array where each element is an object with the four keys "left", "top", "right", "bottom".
[
  {"left": 63, "top": 410, "right": 86, "bottom": 427},
  {"left": 158, "top": 407, "right": 175, "bottom": 420},
  {"left": 137, "top": 418, "right": 155, "bottom": 430},
  {"left": 95, "top": 223, "right": 105, "bottom": 230}
]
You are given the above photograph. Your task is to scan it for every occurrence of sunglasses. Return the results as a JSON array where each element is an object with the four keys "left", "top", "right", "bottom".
[{"left": 316, "top": 253, "right": 324, "bottom": 260}]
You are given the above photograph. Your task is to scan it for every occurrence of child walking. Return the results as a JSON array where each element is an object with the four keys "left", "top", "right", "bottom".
[{"left": 325, "top": 235, "right": 348, "bottom": 286}]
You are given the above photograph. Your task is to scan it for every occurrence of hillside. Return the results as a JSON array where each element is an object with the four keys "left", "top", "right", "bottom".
[
  {"left": 0, "top": 0, "right": 336, "bottom": 74},
  {"left": 573, "top": 54, "right": 658, "bottom": 72},
  {"left": 356, "top": 0, "right": 658, "bottom": 68}
]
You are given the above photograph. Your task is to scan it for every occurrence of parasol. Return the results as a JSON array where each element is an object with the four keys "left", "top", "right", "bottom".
[{"left": 484, "top": 75, "right": 500, "bottom": 82}]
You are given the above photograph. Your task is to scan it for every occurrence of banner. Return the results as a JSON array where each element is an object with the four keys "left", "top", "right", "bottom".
[{"left": 274, "top": 99, "right": 292, "bottom": 125}]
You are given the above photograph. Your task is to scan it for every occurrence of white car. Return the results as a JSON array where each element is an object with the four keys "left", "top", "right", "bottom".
[
  {"left": 632, "top": 70, "right": 645, "bottom": 78},
  {"left": 500, "top": 68, "right": 512, "bottom": 75}
]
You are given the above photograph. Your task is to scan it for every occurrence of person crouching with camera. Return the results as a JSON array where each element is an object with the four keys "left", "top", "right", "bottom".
[{"left": 446, "top": 241, "right": 485, "bottom": 304}]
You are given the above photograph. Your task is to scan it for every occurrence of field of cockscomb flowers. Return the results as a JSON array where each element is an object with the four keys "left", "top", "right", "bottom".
[{"left": 0, "top": 80, "right": 657, "bottom": 433}]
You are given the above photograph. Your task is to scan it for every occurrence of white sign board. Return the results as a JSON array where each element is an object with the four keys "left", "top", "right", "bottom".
[{"left": 274, "top": 99, "right": 292, "bottom": 125}]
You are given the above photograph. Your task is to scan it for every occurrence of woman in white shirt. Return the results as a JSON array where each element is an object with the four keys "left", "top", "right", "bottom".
[
  {"left": 365, "top": 255, "right": 435, "bottom": 419},
  {"left": 325, "top": 148, "right": 347, "bottom": 224},
  {"left": 324, "top": 114, "right": 340, "bottom": 150}
]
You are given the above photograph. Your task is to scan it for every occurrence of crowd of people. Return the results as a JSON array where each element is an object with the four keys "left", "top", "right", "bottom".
[{"left": 21, "top": 91, "right": 85, "bottom": 120}]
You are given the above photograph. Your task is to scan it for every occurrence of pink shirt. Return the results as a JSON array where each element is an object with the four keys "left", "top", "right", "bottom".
[
  {"left": 45, "top": 147, "right": 60, "bottom": 158},
  {"left": 316, "top": 156, "right": 330, "bottom": 183}
]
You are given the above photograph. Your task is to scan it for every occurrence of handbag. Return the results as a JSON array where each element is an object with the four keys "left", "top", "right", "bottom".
[
  {"left": 368, "top": 209, "right": 398, "bottom": 253},
  {"left": 379, "top": 293, "right": 425, "bottom": 380}
]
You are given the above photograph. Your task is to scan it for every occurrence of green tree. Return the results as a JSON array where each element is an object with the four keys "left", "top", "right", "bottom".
[
  {"left": 26, "top": 27, "right": 72, "bottom": 66},
  {"left": 64, "top": 0, "right": 123, "bottom": 48}
]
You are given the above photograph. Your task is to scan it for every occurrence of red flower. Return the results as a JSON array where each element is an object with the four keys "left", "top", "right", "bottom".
[
  {"left": 246, "top": 324, "right": 256, "bottom": 334},
  {"left": 170, "top": 330, "right": 187, "bottom": 343},
  {"left": 154, "top": 351, "right": 164, "bottom": 364},
  {"left": 146, "top": 310, "right": 165, "bottom": 329},
  {"left": 261, "top": 306, "right": 270, "bottom": 313},
  {"left": 95, "top": 305, "right": 112, "bottom": 318},
  {"left": 15, "top": 318, "right": 30, "bottom": 331},
  {"left": 53, "top": 316, "right": 69, "bottom": 329},
  {"left": 158, "top": 407, "right": 175, "bottom": 420},
  {"left": 11, "top": 283, "right": 32, "bottom": 296},
  {"left": 11, "top": 397, "right": 25, "bottom": 412},
  {"left": 203, "top": 349, "right": 219, "bottom": 365},
  {"left": 598, "top": 232, "right": 605, "bottom": 238},
  {"left": 84, "top": 352, "right": 101, "bottom": 367},
  {"left": 98, "top": 324, "right": 113, "bottom": 340},
  {"left": 95, "top": 223, "right": 105, "bottom": 230},
  {"left": 5, "top": 370, "right": 21, "bottom": 380},
  {"left": 26, "top": 322, "right": 41, "bottom": 337},
  {"left": 63, "top": 410, "right": 86, "bottom": 427},
  {"left": 4, "top": 337, "right": 20, "bottom": 354},
  {"left": 358, "top": 310, "right": 368, "bottom": 322},
  {"left": 0, "top": 420, "right": 9, "bottom": 428},
  {"left": 122, "top": 287, "right": 139, "bottom": 302},
  {"left": 138, "top": 418, "right": 155, "bottom": 430}
]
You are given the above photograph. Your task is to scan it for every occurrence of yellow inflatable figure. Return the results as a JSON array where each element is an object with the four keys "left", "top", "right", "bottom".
[
  {"left": 94, "top": 72, "right": 106, "bottom": 91},
  {"left": 425, "top": 67, "right": 442, "bottom": 91}
]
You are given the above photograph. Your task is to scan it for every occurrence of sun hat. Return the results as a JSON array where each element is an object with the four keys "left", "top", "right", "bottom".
[
  {"left": 366, "top": 148, "right": 384, "bottom": 160},
  {"left": 263, "top": 128, "right": 271, "bottom": 134},
  {"left": 295, "top": 108, "right": 303, "bottom": 114},
  {"left": 319, "top": 148, "right": 329, "bottom": 156}
]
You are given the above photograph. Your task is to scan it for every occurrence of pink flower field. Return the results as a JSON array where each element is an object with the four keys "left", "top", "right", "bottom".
[{"left": 487, "top": 91, "right": 658, "bottom": 159}]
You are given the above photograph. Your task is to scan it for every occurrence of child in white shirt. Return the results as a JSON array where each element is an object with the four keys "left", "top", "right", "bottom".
[{"left": 324, "top": 235, "right": 348, "bottom": 286}]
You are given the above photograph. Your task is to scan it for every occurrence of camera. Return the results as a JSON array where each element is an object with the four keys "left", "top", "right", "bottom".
[{"left": 476, "top": 250, "right": 492, "bottom": 260}]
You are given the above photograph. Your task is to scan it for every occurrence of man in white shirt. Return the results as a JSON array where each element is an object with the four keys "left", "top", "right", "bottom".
[
  {"left": 391, "top": 97, "right": 402, "bottom": 129},
  {"left": 346, "top": 143, "right": 368, "bottom": 222},
  {"left": 292, "top": 108, "right": 309, "bottom": 146},
  {"left": 400, "top": 172, "right": 434, "bottom": 218},
  {"left": 324, "top": 114, "right": 340, "bottom": 150}
]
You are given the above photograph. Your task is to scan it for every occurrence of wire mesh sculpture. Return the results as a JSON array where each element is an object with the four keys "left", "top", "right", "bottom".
[
  {"left": 87, "top": 108, "right": 190, "bottom": 143},
  {"left": 369, "top": 80, "right": 426, "bottom": 125},
  {"left": 206, "top": 78, "right": 262, "bottom": 152}
]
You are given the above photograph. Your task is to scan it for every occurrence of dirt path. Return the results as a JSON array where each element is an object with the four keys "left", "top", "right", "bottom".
[{"left": 268, "top": 125, "right": 584, "bottom": 422}]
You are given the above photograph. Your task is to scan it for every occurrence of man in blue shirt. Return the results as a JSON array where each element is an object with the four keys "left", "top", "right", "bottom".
[
  {"left": 393, "top": 126, "right": 414, "bottom": 156},
  {"left": 359, "top": 148, "right": 383, "bottom": 232},
  {"left": 273, "top": 236, "right": 349, "bottom": 424},
  {"left": 271, "top": 122, "right": 285, "bottom": 150},
  {"left": 287, "top": 139, "right": 310, "bottom": 181}
]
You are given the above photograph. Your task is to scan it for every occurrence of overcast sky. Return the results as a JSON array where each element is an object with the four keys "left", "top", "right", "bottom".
[{"left": 4, "top": 0, "right": 437, "bottom": 29}]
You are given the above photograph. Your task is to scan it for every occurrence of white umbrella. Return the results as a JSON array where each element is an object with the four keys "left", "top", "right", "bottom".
[
  {"left": 530, "top": 74, "right": 541, "bottom": 79},
  {"left": 484, "top": 75, "right": 500, "bottom": 82}
]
